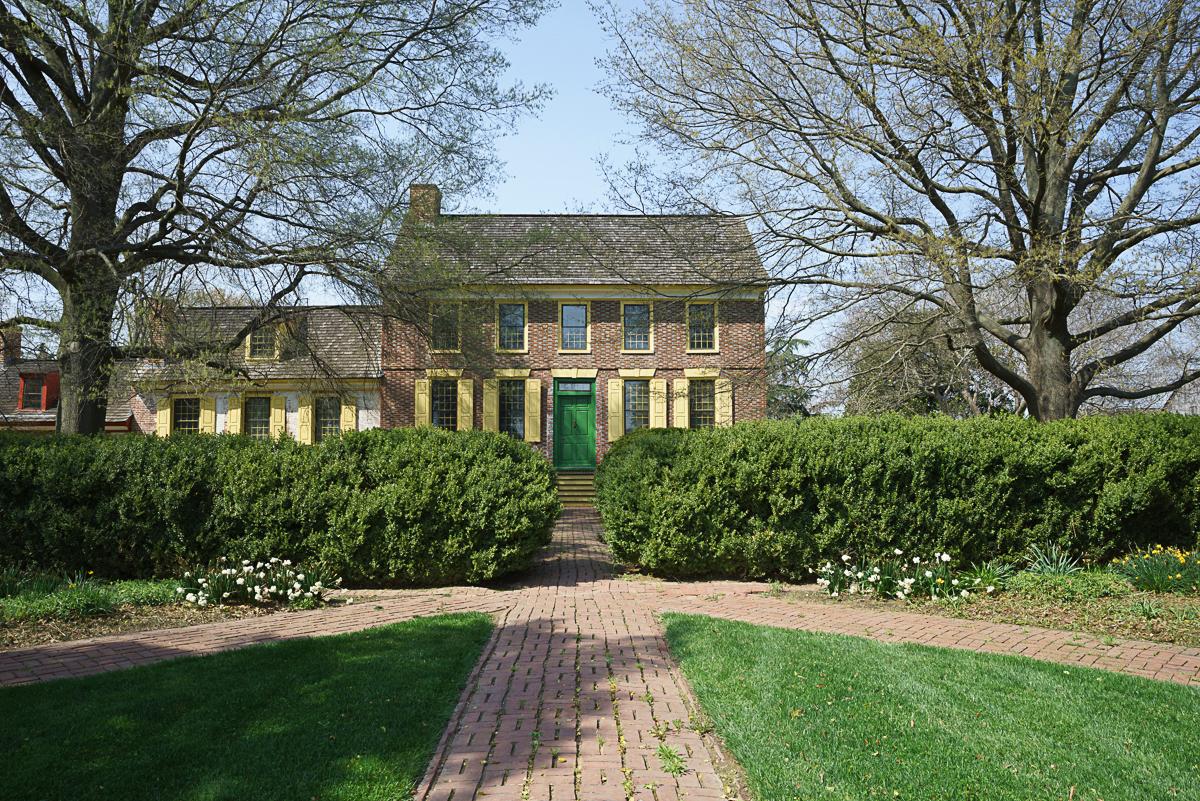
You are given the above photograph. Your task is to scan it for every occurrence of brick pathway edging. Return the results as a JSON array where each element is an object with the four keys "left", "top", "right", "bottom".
[{"left": 3, "top": 511, "right": 1199, "bottom": 799}]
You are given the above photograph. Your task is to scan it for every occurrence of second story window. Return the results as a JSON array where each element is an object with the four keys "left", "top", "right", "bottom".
[
  {"left": 560, "top": 303, "right": 588, "bottom": 351},
  {"left": 431, "top": 302, "right": 461, "bottom": 352},
  {"left": 172, "top": 397, "right": 201, "bottom": 434},
  {"left": 622, "top": 303, "right": 651, "bottom": 351},
  {"left": 498, "top": 303, "right": 526, "bottom": 351},
  {"left": 431, "top": 379, "right": 458, "bottom": 430},
  {"left": 623, "top": 379, "right": 650, "bottom": 433},
  {"left": 688, "top": 380, "right": 716, "bottom": 429},
  {"left": 315, "top": 396, "right": 342, "bottom": 441},
  {"left": 499, "top": 379, "right": 525, "bottom": 439},
  {"left": 247, "top": 326, "right": 277, "bottom": 360},
  {"left": 243, "top": 396, "right": 272, "bottom": 439},
  {"left": 687, "top": 302, "right": 717, "bottom": 352},
  {"left": 19, "top": 375, "right": 44, "bottom": 409}
]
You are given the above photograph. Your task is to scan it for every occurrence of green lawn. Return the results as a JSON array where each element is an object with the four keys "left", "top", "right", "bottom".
[
  {"left": 1, "top": 613, "right": 492, "bottom": 801},
  {"left": 0, "top": 568, "right": 177, "bottom": 621},
  {"left": 664, "top": 614, "right": 1200, "bottom": 801}
]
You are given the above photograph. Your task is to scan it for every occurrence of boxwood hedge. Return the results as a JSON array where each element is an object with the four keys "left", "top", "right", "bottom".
[
  {"left": 594, "top": 415, "right": 1200, "bottom": 580},
  {"left": 0, "top": 428, "right": 560, "bottom": 586}
]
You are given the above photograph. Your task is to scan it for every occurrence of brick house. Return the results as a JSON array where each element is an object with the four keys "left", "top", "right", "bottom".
[
  {"left": 382, "top": 184, "right": 769, "bottom": 469},
  {"left": 1, "top": 185, "right": 769, "bottom": 483}
]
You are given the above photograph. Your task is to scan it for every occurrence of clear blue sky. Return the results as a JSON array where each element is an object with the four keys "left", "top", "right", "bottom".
[{"left": 460, "top": 1, "right": 640, "bottom": 214}]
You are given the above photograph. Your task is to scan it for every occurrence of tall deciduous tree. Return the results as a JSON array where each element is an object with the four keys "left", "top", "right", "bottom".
[
  {"left": 601, "top": 0, "right": 1200, "bottom": 419},
  {"left": 0, "top": 0, "right": 548, "bottom": 432}
]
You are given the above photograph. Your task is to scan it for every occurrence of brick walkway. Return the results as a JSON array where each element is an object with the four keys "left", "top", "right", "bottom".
[{"left": 3, "top": 510, "right": 1200, "bottom": 799}]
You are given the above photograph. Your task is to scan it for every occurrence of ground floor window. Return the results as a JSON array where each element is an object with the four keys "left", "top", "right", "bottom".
[
  {"left": 172, "top": 397, "right": 200, "bottom": 433},
  {"left": 499, "top": 379, "right": 525, "bottom": 439},
  {"left": 244, "top": 396, "right": 272, "bottom": 439},
  {"left": 623, "top": 380, "right": 650, "bottom": 433},
  {"left": 688, "top": 380, "right": 716, "bottom": 429},
  {"left": 431, "top": 379, "right": 458, "bottom": 430},
  {"left": 315, "top": 396, "right": 341, "bottom": 441}
]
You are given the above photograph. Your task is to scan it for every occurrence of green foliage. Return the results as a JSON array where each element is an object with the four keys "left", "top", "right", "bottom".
[
  {"left": 595, "top": 415, "right": 1200, "bottom": 580},
  {"left": 0, "top": 428, "right": 560, "bottom": 586},
  {"left": 1113, "top": 546, "right": 1200, "bottom": 593},
  {"left": 1024, "top": 543, "right": 1083, "bottom": 575},
  {"left": 1006, "top": 571, "right": 1134, "bottom": 603},
  {"left": 0, "top": 572, "right": 176, "bottom": 622},
  {"left": 960, "top": 559, "right": 1016, "bottom": 589}
]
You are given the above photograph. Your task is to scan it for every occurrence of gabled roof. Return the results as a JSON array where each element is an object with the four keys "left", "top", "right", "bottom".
[
  {"left": 137, "top": 305, "right": 382, "bottom": 384},
  {"left": 0, "top": 359, "right": 132, "bottom": 424},
  {"left": 403, "top": 214, "right": 768, "bottom": 287}
]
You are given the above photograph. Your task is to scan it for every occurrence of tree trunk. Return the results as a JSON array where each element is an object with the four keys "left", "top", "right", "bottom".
[
  {"left": 1025, "top": 280, "right": 1081, "bottom": 421},
  {"left": 57, "top": 276, "right": 119, "bottom": 435}
]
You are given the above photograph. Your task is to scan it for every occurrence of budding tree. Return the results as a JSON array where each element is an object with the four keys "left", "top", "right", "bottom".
[
  {"left": 601, "top": 0, "right": 1200, "bottom": 418},
  {"left": 0, "top": 0, "right": 548, "bottom": 432}
]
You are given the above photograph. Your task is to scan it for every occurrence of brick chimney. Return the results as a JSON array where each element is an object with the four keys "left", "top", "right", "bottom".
[
  {"left": 407, "top": 183, "right": 441, "bottom": 225},
  {"left": 1, "top": 326, "right": 20, "bottom": 364}
]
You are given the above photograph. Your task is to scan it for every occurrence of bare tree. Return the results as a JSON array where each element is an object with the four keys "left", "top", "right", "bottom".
[
  {"left": 0, "top": 0, "right": 549, "bottom": 432},
  {"left": 600, "top": 0, "right": 1200, "bottom": 419}
]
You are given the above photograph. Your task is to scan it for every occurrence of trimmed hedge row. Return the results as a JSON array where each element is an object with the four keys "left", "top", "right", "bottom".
[
  {"left": 594, "top": 415, "right": 1200, "bottom": 580},
  {"left": 0, "top": 428, "right": 560, "bottom": 586}
]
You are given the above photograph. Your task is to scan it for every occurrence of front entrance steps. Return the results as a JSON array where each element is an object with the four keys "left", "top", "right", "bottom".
[{"left": 555, "top": 470, "right": 595, "bottom": 507}]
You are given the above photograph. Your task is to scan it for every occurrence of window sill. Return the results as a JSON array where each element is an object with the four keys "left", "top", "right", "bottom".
[
  {"left": 429, "top": 349, "right": 462, "bottom": 355},
  {"left": 557, "top": 349, "right": 591, "bottom": 355},
  {"left": 619, "top": 348, "right": 655, "bottom": 355},
  {"left": 685, "top": 349, "right": 720, "bottom": 355},
  {"left": 495, "top": 348, "right": 529, "bottom": 355}
]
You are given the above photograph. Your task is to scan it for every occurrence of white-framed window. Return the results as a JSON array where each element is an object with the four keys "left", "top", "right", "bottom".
[
  {"left": 497, "top": 302, "right": 528, "bottom": 352},
  {"left": 686, "top": 301, "right": 718, "bottom": 352},
  {"left": 559, "top": 302, "right": 590, "bottom": 352},
  {"left": 622, "top": 302, "right": 652, "bottom": 352}
]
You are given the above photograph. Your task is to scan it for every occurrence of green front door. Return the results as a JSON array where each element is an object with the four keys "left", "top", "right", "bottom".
[{"left": 553, "top": 381, "right": 596, "bottom": 469}]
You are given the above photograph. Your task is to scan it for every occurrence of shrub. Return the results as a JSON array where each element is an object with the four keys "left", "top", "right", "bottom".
[
  {"left": 1114, "top": 546, "right": 1200, "bottom": 594},
  {"left": 0, "top": 428, "right": 560, "bottom": 586},
  {"left": 595, "top": 415, "right": 1200, "bottom": 580},
  {"left": 1006, "top": 570, "right": 1134, "bottom": 602}
]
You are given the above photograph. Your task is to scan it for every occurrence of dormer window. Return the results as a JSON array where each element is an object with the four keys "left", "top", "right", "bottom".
[
  {"left": 246, "top": 326, "right": 277, "bottom": 360},
  {"left": 17, "top": 373, "right": 57, "bottom": 411}
]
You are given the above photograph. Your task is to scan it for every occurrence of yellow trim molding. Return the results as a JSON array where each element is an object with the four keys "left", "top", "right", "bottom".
[
  {"left": 495, "top": 367, "right": 532, "bottom": 378},
  {"left": 551, "top": 368, "right": 598, "bottom": 379},
  {"left": 618, "top": 368, "right": 656, "bottom": 378},
  {"left": 684, "top": 367, "right": 721, "bottom": 378},
  {"left": 426, "top": 368, "right": 464, "bottom": 378}
]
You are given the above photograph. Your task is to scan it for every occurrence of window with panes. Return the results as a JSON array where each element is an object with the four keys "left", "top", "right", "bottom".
[
  {"left": 172, "top": 397, "right": 201, "bottom": 433},
  {"left": 687, "top": 303, "right": 716, "bottom": 350},
  {"left": 622, "top": 304, "right": 651, "bottom": 351},
  {"left": 688, "top": 380, "right": 716, "bottom": 429},
  {"left": 244, "top": 397, "right": 272, "bottom": 439},
  {"left": 431, "top": 303, "right": 460, "bottom": 351},
  {"left": 499, "top": 380, "right": 525, "bottom": 439},
  {"left": 247, "top": 326, "right": 276, "bottom": 359},
  {"left": 431, "top": 379, "right": 458, "bottom": 430},
  {"left": 498, "top": 304, "right": 526, "bottom": 351},
  {"left": 560, "top": 304, "right": 588, "bottom": 351},
  {"left": 19, "top": 375, "right": 44, "bottom": 409},
  {"left": 315, "top": 396, "right": 341, "bottom": 441},
  {"left": 623, "top": 380, "right": 650, "bottom": 433}
]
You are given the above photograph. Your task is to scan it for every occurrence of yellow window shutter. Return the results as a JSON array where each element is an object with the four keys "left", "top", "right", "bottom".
[
  {"left": 340, "top": 398, "right": 357, "bottom": 433},
  {"left": 226, "top": 397, "right": 242, "bottom": 434},
  {"left": 607, "top": 379, "right": 623, "bottom": 442},
  {"left": 457, "top": 378, "right": 474, "bottom": 430},
  {"left": 715, "top": 377, "right": 733, "bottom": 427},
  {"left": 199, "top": 396, "right": 216, "bottom": 433},
  {"left": 524, "top": 378, "right": 541, "bottom": 442},
  {"left": 155, "top": 398, "right": 172, "bottom": 437},
  {"left": 270, "top": 395, "right": 287, "bottom": 438},
  {"left": 672, "top": 379, "right": 689, "bottom": 428},
  {"left": 298, "top": 394, "right": 314, "bottom": 444},
  {"left": 650, "top": 379, "right": 668, "bottom": 428},
  {"left": 414, "top": 379, "right": 430, "bottom": 426},
  {"left": 482, "top": 379, "right": 499, "bottom": 431}
]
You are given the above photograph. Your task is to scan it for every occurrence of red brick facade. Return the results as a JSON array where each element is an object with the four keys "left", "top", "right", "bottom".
[{"left": 381, "top": 294, "right": 766, "bottom": 463}]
